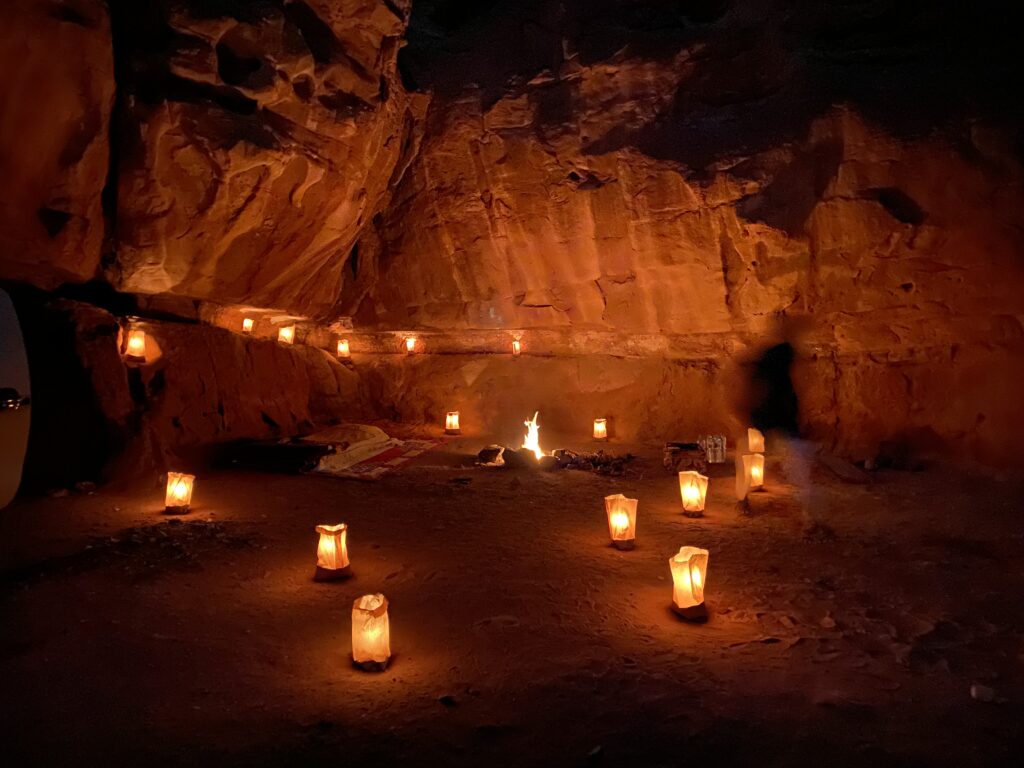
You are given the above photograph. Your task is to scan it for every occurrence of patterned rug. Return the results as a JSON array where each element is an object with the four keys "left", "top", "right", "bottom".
[{"left": 312, "top": 437, "right": 446, "bottom": 480}]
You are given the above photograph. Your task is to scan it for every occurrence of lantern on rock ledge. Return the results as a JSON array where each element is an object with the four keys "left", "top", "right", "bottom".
[
  {"left": 445, "top": 411, "right": 461, "bottom": 435},
  {"left": 604, "top": 493, "right": 637, "bottom": 550},
  {"left": 352, "top": 593, "right": 391, "bottom": 671},
  {"left": 278, "top": 325, "right": 295, "bottom": 345},
  {"left": 405, "top": 337, "right": 417, "bottom": 354},
  {"left": 164, "top": 472, "right": 195, "bottom": 514},
  {"left": 747, "top": 427, "right": 765, "bottom": 454},
  {"left": 242, "top": 317, "right": 254, "bottom": 334},
  {"left": 314, "top": 523, "right": 351, "bottom": 581},
  {"left": 593, "top": 418, "right": 608, "bottom": 441},
  {"left": 678, "top": 471, "right": 709, "bottom": 517},
  {"left": 125, "top": 327, "right": 147, "bottom": 362},
  {"left": 670, "top": 546, "right": 709, "bottom": 621},
  {"left": 337, "top": 339, "right": 350, "bottom": 358},
  {"left": 512, "top": 339, "right": 521, "bottom": 356}
]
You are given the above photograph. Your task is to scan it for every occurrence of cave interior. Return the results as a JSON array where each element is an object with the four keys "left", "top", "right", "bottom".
[{"left": 1, "top": 1, "right": 1023, "bottom": 765}]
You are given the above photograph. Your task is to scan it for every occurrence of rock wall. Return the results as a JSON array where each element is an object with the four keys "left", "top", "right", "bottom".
[
  {"left": 336, "top": 1, "right": 1024, "bottom": 466},
  {"left": 2, "top": 0, "right": 1024, "bottom": 470},
  {"left": 0, "top": 0, "right": 115, "bottom": 287},
  {"left": 10, "top": 293, "right": 360, "bottom": 488},
  {"left": 110, "top": 0, "right": 429, "bottom": 315}
]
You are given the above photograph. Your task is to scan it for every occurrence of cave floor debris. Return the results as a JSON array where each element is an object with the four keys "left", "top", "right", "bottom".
[{"left": 1, "top": 439, "right": 1022, "bottom": 766}]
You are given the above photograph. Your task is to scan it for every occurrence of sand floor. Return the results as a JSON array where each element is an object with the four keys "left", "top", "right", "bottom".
[{"left": 1, "top": 437, "right": 1022, "bottom": 766}]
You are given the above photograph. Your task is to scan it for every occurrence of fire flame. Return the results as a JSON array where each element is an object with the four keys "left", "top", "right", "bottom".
[{"left": 522, "top": 411, "right": 544, "bottom": 460}]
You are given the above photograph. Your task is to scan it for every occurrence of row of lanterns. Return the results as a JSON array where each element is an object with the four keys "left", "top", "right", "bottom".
[
  {"left": 124, "top": 319, "right": 529, "bottom": 364},
  {"left": 441, "top": 412, "right": 612, "bottom": 440}
]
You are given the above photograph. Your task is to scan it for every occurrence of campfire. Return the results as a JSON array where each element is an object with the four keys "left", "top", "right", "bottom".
[
  {"left": 522, "top": 411, "right": 546, "bottom": 460},
  {"left": 476, "top": 411, "right": 636, "bottom": 475}
]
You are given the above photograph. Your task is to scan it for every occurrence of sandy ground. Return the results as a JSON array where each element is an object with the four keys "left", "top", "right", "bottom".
[{"left": 1, "top": 435, "right": 1023, "bottom": 767}]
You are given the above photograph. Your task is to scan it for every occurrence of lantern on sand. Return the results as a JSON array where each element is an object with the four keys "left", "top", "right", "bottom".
[
  {"left": 164, "top": 472, "right": 195, "bottom": 514},
  {"left": 125, "top": 327, "right": 147, "bottom": 362},
  {"left": 678, "top": 471, "right": 709, "bottom": 517},
  {"left": 747, "top": 427, "right": 765, "bottom": 454},
  {"left": 512, "top": 339, "right": 521, "bottom": 356},
  {"left": 670, "top": 546, "right": 709, "bottom": 620},
  {"left": 405, "top": 337, "right": 417, "bottom": 353},
  {"left": 314, "top": 523, "right": 351, "bottom": 581},
  {"left": 352, "top": 593, "right": 391, "bottom": 670},
  {"left": 337, "top": 339, "right": 350, "bottom": 358},
  {"left": 593, "top": 418, "right": 608, "bottom": 441},
  {"left": 604, "top": 493, "right": 637, "bottom": 550},
  {"left": 242, "top": 317, "right": 254, "bottom": 334},
  {"left": 445, "top": 411, "right": 461, "bottom": 435},
  {"left": 736, "top": 453, "right": 765, "bottom": 500},
  {"left": 278, "top": 325, "right": 295, "bottom": 345},
  {"left": 745, "top": 452, "right": 765, "bottom": 490}
]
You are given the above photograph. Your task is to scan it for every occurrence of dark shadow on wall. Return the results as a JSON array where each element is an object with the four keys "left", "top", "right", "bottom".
[
  {"left": 401, "top": 0, "right": 1024, "bottom": 169},
  {"left": 4, "top": 284, "right": 129, "bottom": 493}
]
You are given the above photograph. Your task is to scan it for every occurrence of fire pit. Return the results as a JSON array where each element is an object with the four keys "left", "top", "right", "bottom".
[{"left": 476, "top": 412, "right": 635, "bottom": 474}]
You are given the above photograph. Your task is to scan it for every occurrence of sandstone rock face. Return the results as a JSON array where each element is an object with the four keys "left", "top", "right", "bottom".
[
  {"left": 337, "top": 1, "right": 1024, "bottom": 465},
  {"left": 3, "top": 0, "right": 1024, "bottom": 469},
  {"left": 0, "top": 0, "right": 114, "bottom": 287},
  {"left": 12, "top": 294, "right": 361, "bottom": 484},
  {"left": 111, "top": 0, "right": 428, "bottom": 315},
  {"left": 135, "top": 320, "right": 362, "bottom": 461}
]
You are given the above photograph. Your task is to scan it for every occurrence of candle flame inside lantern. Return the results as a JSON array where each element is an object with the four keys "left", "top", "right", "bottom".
[
  {"left": 405, "top": 337, "right": 416, "bottom": 353},
  {"left": 164, "top": 472, "right": 195, "bottom": 512},
  {"left": 352, "top": 593, "right": 391, "bottom": 669},
  {"left": 315, "top": 523, "right": 349, "bottom": 571},
  {"left": 738, "top": 453, "right": 765, "bottom": 499},
  {"left": 593, "top": 418, "right": 608, "bottom": 440},
  {"left": 678, "top": 471, "right": 709, "bottom": 515},
  {"left": 445, "top": 411, "right": 461, "bottom": 434},
  {"left": 512, "top": 339, "right": 521, "bottom": 356},
  {"left": 278, "top": 325, "right": 295, "bottom": 344},
  {"left": 604, "top": 493, "right": 638, "bottom": 548},
  {"left": 747, "top": 427, "right": 766, "bottom": 453},
  {"left": 337, "top": 339, "right": 350, "bottom": 358},
  {"left": 670, "top": 546, "right": 710, "bottom": 611},
  {"left": 242, "top": 317, "right": 254, "bottom": 334},
  {"left": 522, "top": 411, "right": 544, "bottom": 460},
  {"left": 126, "top": 328, "right": 146, "bottom": 360}
]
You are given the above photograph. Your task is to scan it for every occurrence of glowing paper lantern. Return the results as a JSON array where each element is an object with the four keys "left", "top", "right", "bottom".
[
  {"left": 669, "top": 546, "right": 709, "bottom": 620},
  {"left": 242, "top": 317, "right": 254, "bottom": 334},
  {"left": 405, "top": 337, "right": 417, "bottom": 353},
  {"left": 745, "top": 452, "right": 765, "bottom": 490},
  {"left": 164, "top": 472, "right": 195, "bottom": 514},
  {"left": 678, "top": 471, "right": 709, "bottom": 517},
  {"left": 604, "top": 493, "right": 637, "bottom": 550},
  {"left": 593, "top": 418, "right": 608, "bottom": 441},
  {"left": 747, "top": 427, "right": 765, "bottom": 453},
  {"left": 445, "top": 411, "right": 461, "bottom": 435},
  {"left": 736, "top": 453, "right": 765, "bottom": 500},
  {"left": 337, "top": 339, "right": 350, "bottom": 358},
  {"left": 314, "top": 523, "right": 351, "bottom": 581},
  {"left": 278, "top": 325, "right": 295, "bottom": 345},
  {"left": 352, "top": 593, "right": 391, "bottom": 671},
  {"left": 125, "top": 327, "right": 147, "bottom": 362},
  {"left": 512, "top": 339, "right": 521, "bottom": 356}
]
